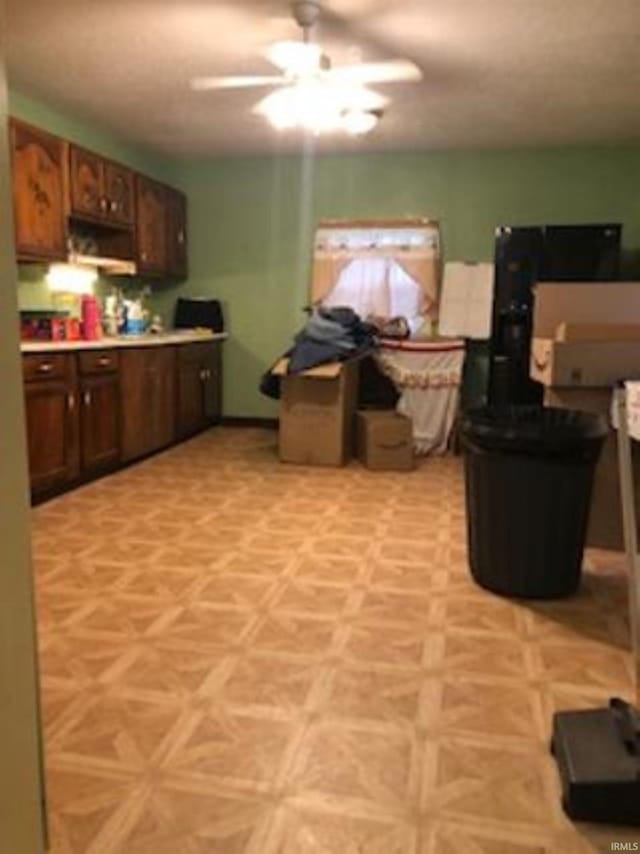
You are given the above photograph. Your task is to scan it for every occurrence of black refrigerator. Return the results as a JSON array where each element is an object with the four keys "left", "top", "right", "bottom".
[{"left": 488, "top": 223, "right": 622, "bottom": 405}]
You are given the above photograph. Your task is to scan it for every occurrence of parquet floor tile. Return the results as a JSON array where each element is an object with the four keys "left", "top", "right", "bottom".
[{"left": 33, "top": 427, "right": 636, "bottom": 853}]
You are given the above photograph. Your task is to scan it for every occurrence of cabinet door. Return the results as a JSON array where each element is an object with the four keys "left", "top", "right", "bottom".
[
  {"left": 120, "top": 348, "right": 176, "bottom": 462},
  {"left": 10, "top": 119, "right": 67, "bottom": 261},
  {"left": 177, "top": 342, "right": 222, "bottom": 436},
  {"left": 120, "top": 349, "right": 151, "bottom": 462},
  {"left": 69, "top": 144, "right": 104, "bottom": 221},
  {"left": 148, "top": 346, "right": 176, "bottom": 451},
  {"left": 177, "top": 346, "right": 206, "bottom": 438},
  {"left": 80, "top": 375, "right": 120, "bottom": 473},
  {"left": 136, "top": 176, "right": 167, "bottom": 274},
  {"left": 104, "top": 162, "right": 134, "bottom": 226},
  {"left": 166, "top": 187, "right": 188, "bottom": 278},
  {"left": 24, "top": 379, "right": 79, "bottom": 496},
  {"left": 203, "top": 342, "right": 222, "bottom": 423}
]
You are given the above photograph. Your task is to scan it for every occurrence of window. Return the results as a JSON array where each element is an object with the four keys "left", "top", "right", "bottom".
[{"left": 311, "top": 219, "right": 441, "bottom": 335}]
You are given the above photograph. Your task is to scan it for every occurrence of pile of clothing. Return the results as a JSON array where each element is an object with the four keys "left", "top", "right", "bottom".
[
  {"left": 366, "top": 314, "right": 411, "bottom": 340},
  {"left": 288, "top": 306, "right": 376, "bottom": 372},
  {"left": 260, "top": 306, "right": 377, "bottom": 400}
]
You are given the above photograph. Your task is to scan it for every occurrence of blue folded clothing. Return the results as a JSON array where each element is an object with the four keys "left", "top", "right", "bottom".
[
  {"left": 287, "top": 307, "right": 375, "bottom": 373},
  {"left": 259, "top": 305, "right": 378, "bottom": 396}
]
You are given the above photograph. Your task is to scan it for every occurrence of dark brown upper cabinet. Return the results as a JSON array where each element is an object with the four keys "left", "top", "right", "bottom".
[
  {"left": 69, "top": 144, "right": 134, "bottom": 228},
  {"left": 166, "top": 186, "right": 188, "bottom": 278},
  {"left": 104, "top": 162, "right": 134, "bottom": 226},
  {"left": 10, "top": 119, "right": 67, "bottom": 262},
  {"left": 69, "top": 145, "right": 102, "bottom": 220},
  {"left": 135, "top": 175, "right": 168, "bottom": 275},
  {"left": 10, "top": 118, "right": 186, "bottom": 277}
]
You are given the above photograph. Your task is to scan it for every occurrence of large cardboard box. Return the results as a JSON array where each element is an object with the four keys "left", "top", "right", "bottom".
[
  {"left": 545, "top": 387, "right": 640, "bottom": 551},
  {"left": 555, "top": 322, "right": 640, "bottom": 342},
  {"left": 357, "top": 410, "right": 414, "bottom": 471},
  {"left": 530, "top": 282, "right": 640, "bottom": 387},
  {"left": 274, "top": 358, "right": 360, "bottom": 466}
]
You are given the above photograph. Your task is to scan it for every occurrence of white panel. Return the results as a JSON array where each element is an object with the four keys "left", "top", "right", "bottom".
[{"left": 438, "top": 262, "right": 494, "bottom": 340}]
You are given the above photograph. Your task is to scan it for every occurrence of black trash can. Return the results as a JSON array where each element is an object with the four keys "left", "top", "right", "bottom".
[{"left": 461, "top": 406, "right": 608, "bottom": 599}]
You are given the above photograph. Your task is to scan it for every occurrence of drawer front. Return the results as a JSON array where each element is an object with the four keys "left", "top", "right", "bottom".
[
  {"left": 177, "top": 341, "right": 215, "bottom": 366},
  {"left": 78, "top": 350, "right": 120, "bottom": 376},
  {"left": 23, "top": 353, "right": 69, "bottom": 383}
]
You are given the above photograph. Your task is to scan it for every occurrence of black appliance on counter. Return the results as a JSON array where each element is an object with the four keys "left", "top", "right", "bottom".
[
  {"left": 174, "top": 297, "right": 224, "bottom": 333},
  {"left": 488, "top": 223, "right": 622, "bottom": 405}
]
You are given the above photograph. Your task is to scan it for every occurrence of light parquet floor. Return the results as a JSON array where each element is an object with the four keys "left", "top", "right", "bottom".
[{"left": 31, "top": 427, "right": 638, "bottom": 853}]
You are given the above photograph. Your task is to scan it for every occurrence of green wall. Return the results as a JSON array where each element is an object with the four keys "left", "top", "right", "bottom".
[
  {"left": 155, "top": 146, "right": 640, "bottom": 417},
  {"left": 0, "top": 77, "right": 46, "bottom": 853},
  {"left": 10, "top": 90, "right": 181, "bottom": 311}
]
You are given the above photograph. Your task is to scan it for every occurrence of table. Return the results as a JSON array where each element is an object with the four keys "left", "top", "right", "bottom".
[
  {"left": 615, "top": 385, "right": 640, "bottom": 705},
  {"left": 375, "top": 338, "right": 465, "bottom": 455}
]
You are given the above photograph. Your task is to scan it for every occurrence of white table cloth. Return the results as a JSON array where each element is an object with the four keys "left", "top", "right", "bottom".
[{"left": 375, "top": 338, "right": 465, "bottom": 455}]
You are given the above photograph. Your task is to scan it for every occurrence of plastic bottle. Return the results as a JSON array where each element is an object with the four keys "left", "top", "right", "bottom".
[{"left": 81, "top": 295, "right": 102, "bottom": 341}]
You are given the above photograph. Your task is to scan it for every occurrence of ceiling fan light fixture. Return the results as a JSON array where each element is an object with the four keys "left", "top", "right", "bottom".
[
  {"left": 256, "top": 81, "right": 342, "bottom": 134},
  {"left": 189, "top": 0, "right": 422, "bottom": 139},
  {"left": 256, "top": 78, "right": 384, "bottom": 136},
  {"left": 341, "top": 109, "right": 380, "bottom": 136},
  {"left": 334, "top": 83, "right": 387, "bottom": 113},
  {"left": 266, "top": 41, "right": 324, "bottom": 77}
]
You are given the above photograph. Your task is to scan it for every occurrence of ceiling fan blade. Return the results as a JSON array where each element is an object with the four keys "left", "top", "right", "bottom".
[
  {"left": 328, "top": 59, "right": 422, "bottom": 85},
  {"left": 190, "top": 75, "right": 283, "bottom": 92}
]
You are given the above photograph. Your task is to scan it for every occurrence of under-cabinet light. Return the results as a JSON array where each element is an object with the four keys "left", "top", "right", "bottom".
[{"left": 46, "top": 263, "right": 98, "bottom": 294}]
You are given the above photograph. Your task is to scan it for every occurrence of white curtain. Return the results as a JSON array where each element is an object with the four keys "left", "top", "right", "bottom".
[{"left": 324, "top": 257, "right": 423, "bottom": 325}]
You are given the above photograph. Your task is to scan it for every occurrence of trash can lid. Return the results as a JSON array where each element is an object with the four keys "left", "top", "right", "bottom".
[{"left": 462, "top": 406, "right": 608, "bottom": 455}]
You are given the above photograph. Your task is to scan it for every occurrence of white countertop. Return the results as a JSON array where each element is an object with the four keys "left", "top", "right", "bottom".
[{"left": 21, "top": 330, "right": 227, "bottom": 353}]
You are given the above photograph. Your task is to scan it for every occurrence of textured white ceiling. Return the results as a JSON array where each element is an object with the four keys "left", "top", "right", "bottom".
[{"left": 6, "top": 0, "right": 640, "bottom": 156}]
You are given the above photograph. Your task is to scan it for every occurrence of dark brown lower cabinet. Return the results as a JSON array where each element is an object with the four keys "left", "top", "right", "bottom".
[
  {"left": 80, "top": 374, "right": 121, "bottom": 473},
  {"left": 23, "top": 355, "right": 79, "bottom": 497},
  {"left": 24, "top": 341, "right": 220, "bottom": 498},
  {"left": 177, "top": 341, "right": 222, "bottom": 438},
  {"left": 120, "top": 347, "right": 177, "bottom": 462},
  {"left": 204, "top": 342, "right": 222, "bottom": 424}
]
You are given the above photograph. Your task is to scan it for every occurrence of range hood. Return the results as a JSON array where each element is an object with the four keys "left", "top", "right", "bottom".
[
  {"left": 67, "top": 252, "right": 137, "bottom": 276},
  {"left": 66, "top": 227, "right": 137, "bottom": 276}
]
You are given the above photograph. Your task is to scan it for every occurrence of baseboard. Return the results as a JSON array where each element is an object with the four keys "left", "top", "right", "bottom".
[{"left": 221, "top": 416, "right": 279, "bottom": 429}]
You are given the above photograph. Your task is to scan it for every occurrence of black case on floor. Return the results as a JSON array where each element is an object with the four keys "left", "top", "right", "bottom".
[{"left": 552, "top": 700, "right": 640, "bottom": 825}]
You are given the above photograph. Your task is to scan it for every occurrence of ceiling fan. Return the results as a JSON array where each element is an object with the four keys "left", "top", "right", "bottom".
[{"left": 190, "top": 0, "right": 423, "bottom": 136}]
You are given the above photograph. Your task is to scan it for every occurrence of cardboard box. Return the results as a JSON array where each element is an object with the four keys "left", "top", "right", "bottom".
[
  {"left": 357, "top": 410, "right": 414, "bottom": 471},
  {"left": 556, "top": 322, "right": 640, "bottom": 342},
  {"left": 545, "top": 387, "right": 640, "bottom": 551},
  {"left": 274, "top": 358, "right": 360, "bottom": 466},
  {"left": 531, "top": 338, "right": 640, "bottom": 387},
  {"left": 530, "top": 283, "right": 640, "bottom": 387}
]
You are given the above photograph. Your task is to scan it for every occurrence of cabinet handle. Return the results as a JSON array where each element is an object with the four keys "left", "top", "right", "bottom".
[
  {"left": 67, "top": 393, "right": 75, "bottom": 412},
  {"left": 199, "top": 368, "right": 206, "bottom": 382},
  {"left": 98, "top": 356, "right": 111, "bottom": 367},
  {"left": 141, "top": 251, "right": 148, "bottom": 262},
  {"left": 177, "top": 230, "right": 185, "bottom": 245},
  {"left": 110, "top": 200, "right": 118, "bottom": 213},
  {"left": 37, "top": 362, "right": 54, "bottom": 374},
  {"left": 100, "top": 197, "right": 108, "bottom": 212},
  {"left": 83, "top": 390, "right": 92, "bottom": 407}
]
